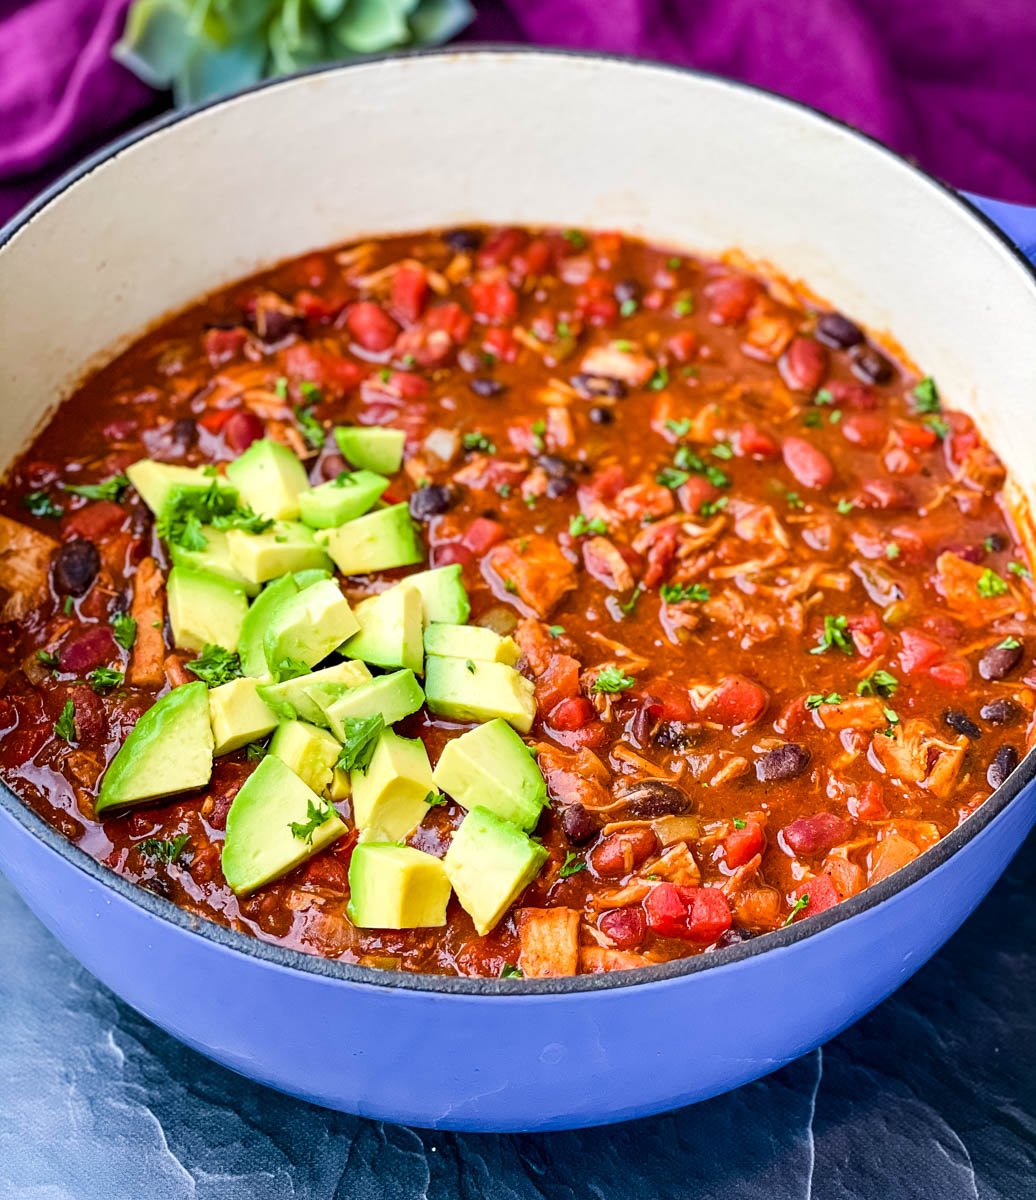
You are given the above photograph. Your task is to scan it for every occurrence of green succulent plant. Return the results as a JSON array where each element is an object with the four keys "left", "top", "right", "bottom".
[{"left": 114, "top": 0, "right": 475, "bottom": 105}]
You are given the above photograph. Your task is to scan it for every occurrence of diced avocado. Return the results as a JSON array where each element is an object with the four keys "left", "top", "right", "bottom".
[
  {"left": 424, "top": 623, "right": 520, "bottom": 666},
  {"left": 317, "top": 504, "right": 422, "bottom": 576},
  {"left": 320, "top": 669, "right": 424, "bottom": 737},
  {"left": 169, "top": 526, "right": 260, "bottom": 596},
  {"left": 424, "top": 657, "right": 536, "bottom": 733},
  {"left": 238, "top": 574, "right": 299, "bottom": 676},
  {"left": 432, "top": 719, "right": 546, "bottom": 832},
  {"left": 404, "top": 565, "right": 470, "bottom": 625},
  {"left": 222, "top": 755, "right": 346, "bottom": 894},
  {"left": 444, "top": 807, "right": 548, "bottom": 935},
  {"left": 269, "top": 719, "right": 341, "bottom": 796},
  {"left": 347, "top": 844, "right": 451, "bottom": 929},
  {"left": 297, "top": 469, "right": 389, "bottom": 529},
  {"left": 209, "top": 676, "right": 278, "bottom": 755},
  {"left": 292, "top": 567, "right": 332, "bottom": 589},
  {"left": 343, "top": 584, "right": 424, "bottom": 674},
  {"left": 257, "top": 659, "right": 372, "bottom": 725},
  {"left": 262, "top": 578, "right": 359, "bottom": 671},
  {"left": 96, "top": 682, "right": 213, "bottom": 813},
  {"left": 334, "top": 425, "right": 405, "bottom": 474},
  {"left": 167, "top": 565, "right": 248, "bottom": 653},
  {"left": 226, "top": 438, "right": 309, "bottom": 520},
  {"left": 329, "top": 767, "right": 351, "bottom": 801},
  {"left": 351, "top": 728, "right": 436, "bottom": 842},
  {"left": 127, "top": 460, "right": 235, "bottom": 515},
  {"left": 226, "top": 521, "right": 332, "bottom": 585}
]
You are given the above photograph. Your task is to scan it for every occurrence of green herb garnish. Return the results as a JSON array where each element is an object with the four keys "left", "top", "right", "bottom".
[
  {"left": 784, "top": 895, "right": 810, "bottom": 926},
  {"left": 87, "top": 667, "right": 124, "bottom": 693},
  {"left": 912, "top": 376, "right": 940, "bottom": 413},
  {"left": 978, "top": 568, "right": 1009, "bottom": 598},
  {"left": 139, "top": 833, "right": 190, "bottom": 864},
  {"left": 335, "top": 713, "right": 384, "bottom": 774},
  {"left": 810, "top": 614, "right": 853, "bottom": 656},
  {"left": 856, "top": 669, "right": 899, "bottom": 698},
  {"left": 22, "top": 491, "right": 63, "bottom": 519},
  {"left": 185, "top": 644, "right": 242, "bottom": 687},
  {"left": 111, "top": 611, "right": 137, "bottom": 651},
  {"left": 591, "top": 666, "right": 636, "bottom": 694},
  {"left": 660, "top": 582, "right": 710, "bottom": 604},
  {"left": 54, "top": 698, "right": 77, "bottom": 742},
  {"left": 805, "top": 692, "right": 843, "bottom": 709},
  {"left": 463, "top": 431, "right": 496, "bottom": 455},
  {"left": 569, "top": 514, "right": 608, "bottom": 537},
  {"left": 558, "top": 851, "right": 586, "bottom": 878},
  {"left": 289, "top": 798, "right": 334, "bottom": 844}
]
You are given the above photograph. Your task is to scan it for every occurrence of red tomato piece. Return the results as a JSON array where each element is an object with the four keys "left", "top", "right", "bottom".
[
  {"left": 641, "top": 524, "right": 679, "bottom": 589},
  {"left": 477, "top": 227, "right": 527, "bottom": 269},
  {"left": 898, "top": 627, "right": 945, "bottom": 675},
  {"left": 678, "top": 474, "right": 720, "bottom": 514},
  {"left": 470, "top": 277, "right": 518, "bottom": 324},
  {"left": 536, "top": 654, "right": 581, "bottom": 713},
  {"left": 293, "top": 289, "right": 344, "bottom": 322},
  {"left": 851, "top": 781, "right": 889, "bottom": 821},
  {"left": 790, "top": 874, "right": 841, "bottom": 920},
  {"left": 511, "top": 238, "right": 553, "bottom": 281},
  {"left": 344, "top": 301, "right": 399, "bottom": 353},
  {"left": 61, "top": 501, "right": 126, "bottom": 542},
  {"left": 461, "top": 516, "right": 506, "bottom": 554},
  {"left": 644, "top": 883, "right": 732, "bottom": 942},
  {"left": 482, "top": 326, "right": 518, "bottom": 363},
  {"left": 929, "top": 659, "right": 970, "bottom": 688},
  {"left": 431, "top": 542, "right": 473, "bottom": 568},
  {"left": 739, "top": 422, "right": 780, "bottom": 459},
  {"left": 548, "top": 696, "right": 595, "bottom": 731},
  {"left": 846, "top": 612, "right": 890, "bottom": 660},
  {"left": 638, "top": 677, "right": 695, "bottom": 722},
  {"left": 390, "top": 264, "right": 429, "bottom": 325},
  {"left": 782, "top": 436, "right": 834, "bottom": 489},
  {"left": 665, "top": 330, "right": 697, "bottom": 363},
  {"left": 895, "top": 420, "right": 938, "bottom": 452},
  {"left": 724, "top": 819, "right": 765, "bottom": 869},
  {"left": 202, "top": 327, "right": 246, "bottom": 366},
  {"left": 281, "top": 343, "right": 365, "bottom": 394},
  {"left": 855, "top": 478, "right": 914, "bottom": 510},
  {"left": 697, "top": 675, "right": 769, "bottom": 727}
]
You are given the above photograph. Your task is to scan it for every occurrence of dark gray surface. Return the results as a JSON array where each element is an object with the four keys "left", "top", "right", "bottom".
[{"left": 1, "top": 838, "right": 1033, "bottom": 1200}]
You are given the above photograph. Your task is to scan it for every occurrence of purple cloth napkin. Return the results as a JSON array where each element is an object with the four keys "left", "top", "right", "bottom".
[{"left": 2, "top": 0, "right": 1036, "bottom": 228}]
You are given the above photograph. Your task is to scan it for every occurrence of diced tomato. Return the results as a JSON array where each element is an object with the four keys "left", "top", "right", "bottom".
[
  {"left": 390, "top": 264, "right": 429, "bottom": 325},
  {"left": 198, "top": 408, "right": 232, "bottom": 433},
  {"left": 644, "top": 883, "right": 732, "bottom": 942},
  {"left": 783, "top": 812, "right": 850, "bottom": 856},
  {"left": 828, "top": 378, "right": 878, "bottom": 410},
  {"left": 202, "top": 326, "right": 246, "bottom": 366},
  {"left": 846, "top": 612, "right": 889, "bottom": 660},
  {"left": 678, "top": 474, "right": 720, "bottom": 514},
  {"left": 851, "top": 781, "right": 889, "bottom": 821},
  {"left": 295, "top": 253, "right": 329, "bottom": 288},
  {"left": 739, "top": 422, "right": 780, "bottom": 458},
  {"left": 423, "top": 302, "right": 472, "bottom": 343},
  {"left": 789, "top": 874, "right": 841, "bottom": 920},
  {"left": 548, "top": 696, "right": 595, "bottom": 731},
  {"left": 895, "top": 420, "right": 938, "bottom": 452},
  {"left": 536, "top": 654, "right": 581, "bottom": 712},
  {"left": 638, "top": 677, "right": 695, "bottom": 722},
  {"left": 840, "top": 413, "right": 886, "bottom": 449},
  {"left": 552, "top": 720, "right": 610, "bottom": 751},
  {"left": 898, "top": 627, "right": 945, "bottom": 675},
  {"left": 482, "top": 326, "right": 518, "bottom": 363},
  {"left": 929, "top": 658, "right": 970, "bottom": 688},
  {"left": 705, "top": 274, "right": 760, "bottom": 324},
  {"left": 665, "top": 330, "right": 697, "bottom": 363},
  {"left": 344, "top": 301, "right": 399, "bottom": 352},
  {"left": 281, "top": 343, "right": 365, "bottom": 394},
  {"left": 431, "top": 542, "right": 473, "bottom": 568},
  {"left": 470, "top": 277, "right": 518, "bottom": 325},
  {"left": 782, "top": 436, "right": 834, "bottom": 489},
  {"left": 586, "top": 464, "right": 627, "bottom": 501},
  {"left": 511, "top": 238, "right": 553, "bottom": 282},
  {"left": 724, "top": 819, "right": 765, "bottom": 869},
  {"left": 62, "top": 501, "right": 126, "bottom": 542},
  {"left": 576, "top": 276, "right": 619, "bottom": 327},
  {"left": 697, "top": 675, "right": 769, "bottom": 727},
  {"left": 461, "top": 516, "right": 506, "bottom": 554},
  {"left": 946, "top": 411, "right": 980, "bottom": 465},
  {"left": 477, "top": 227, "right": 527, "bottom": 269},
  {"left": 641, "top": 524, "right": 679, "bottom": 589},
  {"left": 293, "top": 289, "right": 345, "bottom": 322},
  {"left": 222, "top": 409, "right": 265, "bottom": 452}
]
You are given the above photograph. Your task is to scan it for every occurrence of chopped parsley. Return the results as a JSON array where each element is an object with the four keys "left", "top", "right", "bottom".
[
  {"left": 836, "top": 499, "right": 855, "bottom": 515},
  {"left": 335, "top": 713, "right": 384, "bottom": 774},
  {"left": 139, "top": 834, "right": 190, "bottom": 864},
  {"left": 245, "top": 740, "right": 268, "bottom": 762},
  {"left": 63, "top": 473, "right": 130, "bottom": 502},
  {"left": 87, "top": 667, "right": 124, "bottom": 692},
  {"left": 923, "top": 414, "right": 950, "bottom": 440},
  {"left": 334, "top": 471, "right": 361, "bottom": 488},
  {"left": 156, "top": 481, "right": 271, "bottom": 549},
  {"left": 786, "top": 491, "right": 805, "bottom": 509},
  {"left": 500, "top": 963, "right": 524, "bottom": 979},
  {"left": 22, "top": 491, "right": 63, "bottom": 519},
  {"left": 503, "top": 578, "right": 519, "bottom": 594},
  {"left": 700, "top": 496, "right": 729, "bottom": 517},
  {"left": 666, "top": 256, "right": 683, "bottom": 270},
  {"left": 802, "top": 410, "right": 822, "bottom": 429},
  {"left": 548, "top": 625, "right": 565, "bottom": 638},
  {"left": 732, "top": 817, "right": 747, "bottom": 830},
  {"left": 806, "top": 692, "right": 843, "bottom": 709},
  {"left": 886, "top": 543, "right": 901, "bottom": 561},
  {"left": 656, "top": 466, "right": 689, "bottom": 490},
  {"left": 569, "top": 514, "right": 608, "bottom": 537},
  {"left": 111, "top": 611, "right": 137, "bottom": 650},
  {"left": 530, "top": 419, "right": 546, "bottom": 452},
  {"left": 63, "top": 596, "right": 75, "bottom": 615},
  {"left": 54, "top": 698, "right": 77, "bottom": 742},
  {"left": 660, "top": 582, "right": 710, "bottom": 604},
  {"left": 647, "top": 366, "right": 670, "bottom": 392},
  {"left": 998, "top": 636, "right": 1022, "bottom": 650},
  {"left": 977, "top": 568, "right": 1009, "bottom": 598},
  {"left": 673, "top": 295, "right": 694, "bottom": 317},
  {"left": 562, "top": 229, "right": 587, "bottom": 250},
  {"left": 496, "top": 483, "right": 512, "bottom": 498},
  {"left": 665, "top": 418, "right": 692, "bottom": 437},
  {"left": 273, "top": 376, "right": 289, "bottom": 398},
  {"left": 810, "top": 614, "right": 854, "bottom": 656},
  {"left": 465, "top": 659, "right": 477, "bottom": 674},
  {"left": 711, "top": 441, "right": 734, "bottom": 460},
  {"left": 911, "top": 376, "right": 940, "bottom": 413},
  {"left": 296, "top": 406, "right": 326, "bottom": 450},
  {"left": 185, "top": 644, "right": 242, "bottom": 687},
  {"left": 1008, "top": 561, "right": 1031, "bottom": 579},
  {"left": 591, "top": 666, "right": 636, "bottom": 694},
  {"left": 783, "top": 895, "right": 810, "bottom": 926},
  {"left": 425, "top": 790, "right": 447, "bottom": 807},
  {"left": 463, "top": 431, "right": 496, "bottom": 455},
  {"left": 289, "top": 798, "right": 334, "bottom": 844},
  {"left": 558, "top": 851, "right": 586, "bottom": 878},
  {"left": 814, "top": 388, "right": 835, "bottom": 407},
  {"left": 857, "top": 669, "right": 899, "bottom": 698},
  {"left": 618, "top": 586, "right": 642, "bottom": 615},
  {"left": 274, "top": 657, "right": 311, "bottom": 682},
  {"left": 36, "top": 649, "right": 59, "bottom": 669},
  {"left": 619, "top": 298, "right": 638, "bottom": 318}
]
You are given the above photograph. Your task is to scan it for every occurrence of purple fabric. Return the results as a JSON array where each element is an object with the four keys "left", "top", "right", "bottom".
[{"left": 3, "top": 0, "right": 1036, "bottom": 228}]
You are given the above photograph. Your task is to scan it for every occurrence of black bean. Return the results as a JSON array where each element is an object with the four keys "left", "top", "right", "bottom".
[
  {"left": 619, "top": 780, "right": 694, "bottom": 818},
  {"left": 978, "top": 640, "right": 1023, "bottom": 681},
  {"left": 850, "top": 344, "right": 894, "bottom": 385},
  {"left": 469, "top": 377, "right": 506, "bottom": 398},
  {"left": 561, "top": 803, "right": 599, "bottom": 845},
  {"left": 570, "top": 373, "right": 627, "bottom": 399},
  {"left": 537, "top": 455, "right": 573, "bottom": 479},
  {"left": 614, "top": 279, "right": 641, "bottom": 304},
  {"left": 944, "top": 710, "right": 981, "bottom": 739},
  {"left": 457, "top": 349, "right": 483, "bottom": 373},
  {"left": 981, "top": 697, "right": 1021, "bottom": 725},
  {"left": 987, "top": 745, "right": 1019, "bottom": 790},
  {"left": 718, "top": 926, "right": 757, "bottom": 948},
  {"left": 253, "top": 306, "right": 298, "bottom": 345},
  {"left": 52, "top": 540, "right": 100, "bottom": 596},
  {"left": 444, "top": 228, "right": 482, "bottom": 252},
  {"left": 983, "top": 532, "right": 1008, "bottom": 553},
  {"left": 654, "top": 722, "right": 693, "bottom": 750},
  {"left": 545, "top": 476, "right": 575, "bottom": 499},
  {"left": 589, "top": 406, "right": 615, "bottom": 425},
  {"left": 755, "top": 744, "right": 811, "bottom": 782},
  {"left": 815, "top": 311, "right": 864, "bottom": 349},
  {"left": 408, "top": 485, "right": 455, "bottom": 521}
]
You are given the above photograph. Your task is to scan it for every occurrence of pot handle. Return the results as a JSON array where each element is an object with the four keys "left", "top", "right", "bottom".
[{"left": 964, "top": 193, "right": 1036, "bottom": 265}]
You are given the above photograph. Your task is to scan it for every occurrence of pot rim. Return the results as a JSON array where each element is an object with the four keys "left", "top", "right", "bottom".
[{"left": 2, "top": 45, "right": 1035, "bottom": 997}]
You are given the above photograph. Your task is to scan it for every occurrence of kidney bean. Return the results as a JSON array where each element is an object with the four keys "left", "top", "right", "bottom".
[
  {"left": 223, "top": 409, "right": 265, "bottom": 453},
  {"left": 561, "top": 803, "right": 599, "bottom": 845},
  {"left": 599, "top": 906, "right": 647, "bottom": 950},
  {"left": 52, "top": 540, "right": 99, "bottom": 596},
  {"left": 783, "top": 812, "right": 850, "bottom": 856},
  {"left": 850, "top": 343, "right": 893, "bottom": 385},
  {"left": 619, "top": 780, "right": 694, "bottom": 817},
  {"left": 856, "top": 478, "right": 914, "bottom": 510},
  {"left": 782, "top": 436, "right": 834, "bottom": 489},
  {"left": 59, "top": 625, "right": 116, "bottom": 673},
  {"left": 779, "top": 336, "right": 828, "bottom": 392},
  {"left": 69, "top": 685, "right": 107, "bottom": 742},
  {"left": 705, "top": 275, "right": 760, "bottom": 325},
  {"left": 840, "top": 413, "right": 886, "bottom": 449},
  {"left": 755, "top": 743, "right": 810, "bottom": 782},
  {"left": 444, "top": 228, "right": 482, "bottom": 252},
  {"left": 980, "top": 697, "right": 1021, "bottom": 725},
  {"left": 590, "top": 827, "right": 659, "bottom": 878},
  {"left": 408, "top": 484, "right": 455, "bottom": 520},
  {"left": 815, "top": 311, "right": 864, "bottom": 349},
  {"left": 344, "top": 301, "right": 399, "bottom": 353},
  {"left": 944, "top": 710, "right": 981, "bottom": 739},
  {"left": 987, "top": 745, "right": 1019, "bottom": 790},
  {"left": 978, "top": 640, "right": 1023, "bottom": 680}
]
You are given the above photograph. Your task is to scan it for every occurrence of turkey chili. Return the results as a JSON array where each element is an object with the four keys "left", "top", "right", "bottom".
[{"left": 0, "top": 225, "right": 1033, "bottom": 978}]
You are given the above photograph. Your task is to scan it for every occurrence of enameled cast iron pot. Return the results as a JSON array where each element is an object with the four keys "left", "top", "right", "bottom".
[{"left": 2, "top": 50, "right": 1036, "bottom": 1132}]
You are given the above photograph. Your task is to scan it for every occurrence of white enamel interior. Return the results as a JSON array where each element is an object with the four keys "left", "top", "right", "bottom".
[{"left": 1, "top": 50, "right": 1035, "bottom": 507}]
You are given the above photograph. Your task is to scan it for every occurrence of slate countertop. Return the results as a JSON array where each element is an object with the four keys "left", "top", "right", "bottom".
[{"left": 0, "top": 834, "right": 1032, "bottom": 1200}]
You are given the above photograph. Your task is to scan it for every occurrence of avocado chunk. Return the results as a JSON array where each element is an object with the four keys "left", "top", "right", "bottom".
[
  {"left": 96, "top": 682, "right": 213, "bottom": 813},
  {"left": 238, "top": 574, "right": 298, "bottom": 676},
  {"left": 443, "top": 807, "right": 549, "bottom": 935},
  {"left": 167, "top": 565, "right": 249, "bottom": 653},
  {"left": 169, "top": 526, "right": 260, "bottom": 596},
  {"left": 126, "top": 460, "right": 235, "bottom": 515},
  {"left": 269, "top": 719, "right": 341, "bottom": 796},
  {"left": 209, "top": 676, "right": 279, "bottom": 755},
  {"left": 262, "top": 578, "right": 359, "bottom": 671},
  {"left": 424, "top": 623, "right": 520, "bottom": 665},
  {"left": 351, "top": 728, "right": 436, "bottom": 842},
  {"left": 222, "top": 755, "right": 346, "bottom": 894},
  {"left": 297, "top": 469, "right": 389, "bottom": 529},
  {"left": 334, "top": 425, "right": 405, "bottom": 474},
  {"left": 319, "top": 669, "right": 424, "bottom": 736},
  {"left": 225, "top": 438, "right": 309, "bottom": 520},
  {"left": 404, "top": 564, "right": 470, "bottom": 625},
  {"left": 257, "top": 659, "right": 372, "bottom": 725},
  {"left": 432, "top": 719, "right": 546, "bottom": 832},
  {"left": 424, "top": 657, "right": 536, "bottom": 733},
  {"left": 226, "top": 521, "right": 332, "bottom": 585},
  {"left": 317, "top": 504, "right": 422, "bottom": 576},
  {"left": 347, "top": 844, "right": 451, "bottom": 929},
  {"left": 342, "top": 583, "right": 424, "bottom": 674}
]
